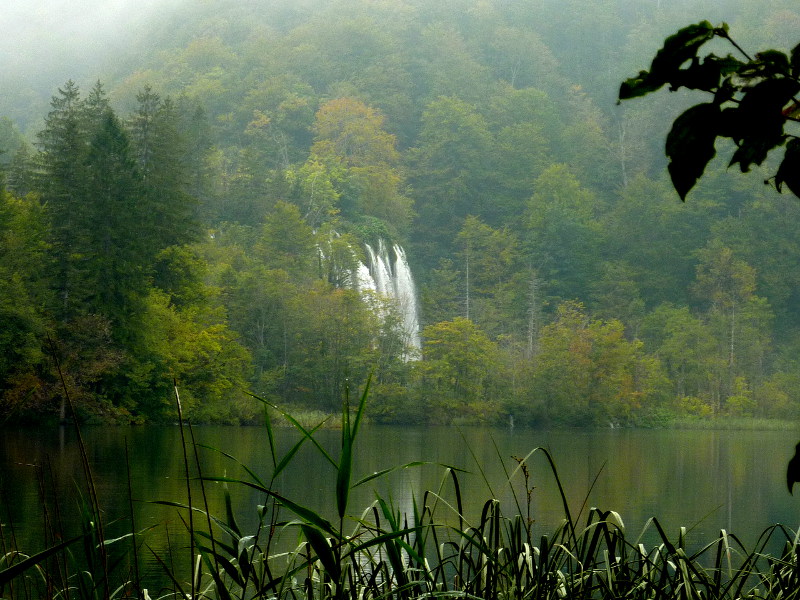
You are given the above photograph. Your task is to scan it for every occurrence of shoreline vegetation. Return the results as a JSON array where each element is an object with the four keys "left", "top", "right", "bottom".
[
  {"left": 2, "top": 391, "right": 800, "bottom": 600},
  {"left": 7, "top": 409, "right": 800, "bottom": 431}
]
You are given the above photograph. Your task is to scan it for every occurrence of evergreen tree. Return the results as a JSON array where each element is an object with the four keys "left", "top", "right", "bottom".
[
  {"left": 83, "top": 109, "right": 146, "bottom": 329},
  {"left": 7, "top": 144, "right": 35, "bottom": 197},
  {"left": 130, "top": 87, "right": 199, "bottom": 251},
  {"left": 36, "top": 81, "right": 92, "bottom": 319}
]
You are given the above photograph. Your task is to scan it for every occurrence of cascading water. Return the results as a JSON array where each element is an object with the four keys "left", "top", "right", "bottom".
[{"left": 355, "top": 240, "right": 421, "bottom": 356}]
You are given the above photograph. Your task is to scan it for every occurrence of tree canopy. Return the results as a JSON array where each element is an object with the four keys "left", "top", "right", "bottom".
[{"left": 4, "top": 0, "right": 800, "bottom": 425}]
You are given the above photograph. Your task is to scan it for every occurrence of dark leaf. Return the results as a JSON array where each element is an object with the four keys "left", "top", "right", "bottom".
[
  {"left": 713, "top": 22, "right": 730, "bottom": 36},
  {"left": 650, "top": 21, "right": 716, "bottom": 82},
  {"left": 301, "top": 524, "right": 340, "bottom": 581},
  {"left": 223, "top": 488, "right": 241, "bottom": 538},
  {"left": 717, "top": 107, "right": 741, "bottom": 138},
  {"left": 198, "top": 478, "right": 340, "bottom": 537},
  {"left": 619, "top": 70, "right": 664, "bottom": 100},
  {"left": 213, "top": 553, "right": 245, "bottom": 587},
  {"left": 740, "top": 78, "right": 800, "bottom": 122},
  {"left": 0, "top": 535, "right": 85, "bottom": 586},
  {"left": 619, "top": 22, "right": 716, "bottom": 101},
  {"left": 665, "top": 103, "right": 721, "bottom": 199},
  {"left": 775, "top": 138, "right": 800, "bottom": 198},
  {"left": 791, "top": 42, "right": 800, "bottom": 78},
  {"left": 754, "top": 50, "right": 791, "bottom": 77},
  {"left": 672, "top": 54, "right": 744, "bottom": 92},
  {"left": 728, "top": 78, "right": 799, "bottom": 171},
  {"left": 729, "top": 139, "right": 777, "bottom": 173},
  {"left": 715, "top": 78, "right": 737, "bottom": 105},
  {"left": 206, "top": 562, "right": 236, "bottom": 600}
]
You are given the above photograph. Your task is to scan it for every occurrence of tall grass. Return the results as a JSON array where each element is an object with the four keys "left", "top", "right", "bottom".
[{"left": 3, "top": 382, "right": 800, "bottom": 599}]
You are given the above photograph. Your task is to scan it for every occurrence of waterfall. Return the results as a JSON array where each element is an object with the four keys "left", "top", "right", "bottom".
[{"left": 356, "top": 241, "right": 421, "bottom": 356}]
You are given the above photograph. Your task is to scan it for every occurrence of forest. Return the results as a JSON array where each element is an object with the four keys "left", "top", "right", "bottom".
[{"left": 1, "top": 0, "right": 800, "bottom": 426}]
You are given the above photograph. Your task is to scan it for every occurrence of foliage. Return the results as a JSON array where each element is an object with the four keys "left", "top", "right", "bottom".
[
  {"left": 619, "top": 21, "right": 800, "bottom": 199},
  {"left": 5, "top": 2, "right": 800, "bottom": 423},
  {"left": 415, "top": 317, "right": 502, "bottom": 423},
  {"left": 0, "top": 190, "right": 48, "bottom": 392},
  {"left": 530, "top": 302, "right": 669, "bottom": 426}
]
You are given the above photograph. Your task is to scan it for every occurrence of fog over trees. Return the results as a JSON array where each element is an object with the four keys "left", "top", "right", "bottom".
[{"left": 1, "top": 0, "right": 799, "bottom": 425}]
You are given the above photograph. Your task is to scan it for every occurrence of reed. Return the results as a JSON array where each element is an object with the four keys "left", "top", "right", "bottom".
[
  {"left": 0, "top": 338, "right": 141, "bottom": 600},
  {"left": 3, "top": 383, "right": 800, "bottom": 600}
]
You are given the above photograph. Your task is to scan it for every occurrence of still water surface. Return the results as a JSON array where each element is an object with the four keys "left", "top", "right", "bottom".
[{"left": 3, "top": 425, "right": 800, "bottom": 585}]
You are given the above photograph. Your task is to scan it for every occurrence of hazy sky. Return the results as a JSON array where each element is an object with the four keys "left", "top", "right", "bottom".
[{"left": 0, "top": 0, "right": 187, "bottom": 84}]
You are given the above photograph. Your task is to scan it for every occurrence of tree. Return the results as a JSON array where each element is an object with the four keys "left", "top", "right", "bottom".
[
  {"left": 415, "top": 317, "right": 501, "bottom": 423},
  {"left": 533, "top": 301, "right": 667, "bottom": 425},
  {"left": 6, "top": 143, "right": 35, "bottom": 197},
  {"left": 409, "top": 96, "right": 495, "bottom": 261},
  {"left": 0, "top": 117, "right": 26, "bottom": 189},
  {"left": 525, "top": 164, "right": 602, "bottom": 303},
  {"left": 36, "top": 81, "right": 92, "bottom": 318},
  {"left": 416, "top": 23, "right": 493, "bottom": 103},
  {"left": 287, "top": 157, "right": 342, "bottom": 228},
  {"left": 82, "top": 110, "right": 148, "bottom": 327},
  {"left": 419, "top": 259, "right": 463, "bottom": 325},
  {"left": 129, "top": 86, "right": 199, "bottom": 250},
  {"left": 127, "top": 288, "right": 254, "bottom": 423},
  {"left": 619, "top": 22, "right": 800, "bottom": 199},
  {"left": 289, "top": 284, "right": 377, "bottom": 411},
  {"left": 640, "top": 304, "right": 720, "bottom": 412},
  {"left": 601, "top": 173, "right": 721, "bottom": 308},
  {"left": 255, "top": 200, "right": 316, "bottom": 279},
  {"left": 588, "top": 261, "right": 646, "bottom": 335},
  {"left": 455, "top": 215, "right": 522, "bottom": 335},
  {"left": 619, "top": 25, "right": 800, "bottom": 471},
  {"left": 27, "top": 82, "right": 227, "bottom": 421},
  {"left": 306, "top": 97, "right": 412, "bottom": 230},
  {"left": 238, "top": 76, "right": 316, "bottom": 168},
  {"left": 0, "top": 189, "right": 48, "bottom": 405},
  {"left": 690, "top": 241, "right": 774, "bottom": 410},
  {"left": 692, "top": 243, "right": 758, "bottom": 370},
  {"left": 312, "top": 97, "right": 399, "bottom": 167},
  {"left": 532, "top": 302, "right": 593, "bottom": 423},
  {"left": 36, "top": 82, "right": 161, "bottom": 326}
]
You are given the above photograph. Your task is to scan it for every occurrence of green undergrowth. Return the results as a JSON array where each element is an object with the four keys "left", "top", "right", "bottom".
[
  {"left": 666, "top": 416, "right": 800, "bottom": 431},
  {"left": 3, "top": 382, "right": 800, "bottom": 600}
]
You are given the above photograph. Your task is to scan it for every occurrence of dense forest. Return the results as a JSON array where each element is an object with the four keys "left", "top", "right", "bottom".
[{"left": 1, "top": 0, "right": 799, "bottom": 425}]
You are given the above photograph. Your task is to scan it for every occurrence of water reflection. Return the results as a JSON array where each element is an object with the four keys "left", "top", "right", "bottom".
[{"left": 2, "top": 425, "right": 800, "bottom": 588}]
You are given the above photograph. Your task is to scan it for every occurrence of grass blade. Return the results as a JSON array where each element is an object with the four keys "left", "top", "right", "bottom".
[{"left": 0, "top": 535, "right": 84, "bottom": 586}]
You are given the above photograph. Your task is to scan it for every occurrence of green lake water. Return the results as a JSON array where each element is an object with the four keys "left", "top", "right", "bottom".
[{"left": 3, "top": 425, "right": 800, "bottom": 589}]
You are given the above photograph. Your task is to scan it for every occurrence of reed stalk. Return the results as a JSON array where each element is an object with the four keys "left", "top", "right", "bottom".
[{"left": 4, "top": 383, "right": 800, "bottom": 600}]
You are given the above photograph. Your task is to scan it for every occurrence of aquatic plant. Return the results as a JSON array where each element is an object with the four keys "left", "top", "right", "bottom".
[{"left": 3, "top": 384, "right": 800, "bottom": 600}]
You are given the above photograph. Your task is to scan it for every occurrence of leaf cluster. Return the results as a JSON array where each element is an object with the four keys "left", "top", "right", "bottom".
[{"left": 619, "top": 22, "right": 800, "bottom": 199}]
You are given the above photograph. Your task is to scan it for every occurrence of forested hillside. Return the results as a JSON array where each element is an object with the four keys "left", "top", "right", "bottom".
[{"left": 1, "top": 0, "right": 799, "bottom": 425}]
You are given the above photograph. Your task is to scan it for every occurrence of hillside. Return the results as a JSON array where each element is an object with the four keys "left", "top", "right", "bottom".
[{"left": 1, "top": 0, "right": 800, "bottom": 425}]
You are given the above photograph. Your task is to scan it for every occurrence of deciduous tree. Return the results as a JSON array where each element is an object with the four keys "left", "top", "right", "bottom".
[{"left": 416, "top": 317, "right": 501, "bottom": 422}]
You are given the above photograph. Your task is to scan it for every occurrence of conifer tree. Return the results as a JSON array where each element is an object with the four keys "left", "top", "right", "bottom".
[
  {"left": 130, "top": 87, "right": 199, "bottom": 252},
  {"left": 36, "top": 80, "right": 92, "bottom": 318},
  {"left": 83, "top": 109, "right": 145, "bottom": 328}
]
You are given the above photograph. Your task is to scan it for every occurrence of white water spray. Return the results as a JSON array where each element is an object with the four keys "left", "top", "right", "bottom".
[{"left": 355, "top": 241, "right": 421, "bottom": 356}]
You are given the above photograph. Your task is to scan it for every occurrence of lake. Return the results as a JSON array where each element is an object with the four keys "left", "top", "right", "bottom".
[{"left": 2, "top": 424, "right": 800, "bottom": 589}]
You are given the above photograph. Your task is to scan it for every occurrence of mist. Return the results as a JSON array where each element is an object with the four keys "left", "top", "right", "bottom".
[
  {"left": 0, "top": 0, "right": 188, "bottom": 127},
  {"left": 4, "top": 0, "right": 191, "bottom": 66}
]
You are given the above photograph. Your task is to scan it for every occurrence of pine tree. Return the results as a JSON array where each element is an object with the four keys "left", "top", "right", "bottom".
[
  {"left": 130, "top": 87, "right": 199, "bottom": 252},
  {"left": 83, "top": 109, "right": 146, "bottom": 328},
  {"left": 36, "top": 81, "right": 92, "bottom": 318},
  {"left": 7, "top": 144, "right": 34, "bottom": 197}
]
